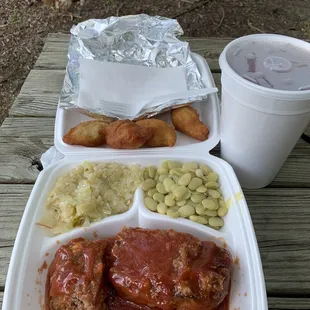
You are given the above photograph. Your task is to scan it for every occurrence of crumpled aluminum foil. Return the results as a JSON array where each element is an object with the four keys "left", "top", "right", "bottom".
[{"left": 59, "top": 14, "right": 207, "bottom": 120}]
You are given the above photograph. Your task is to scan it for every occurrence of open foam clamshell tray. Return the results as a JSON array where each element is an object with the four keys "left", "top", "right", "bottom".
[
  {"left": 55, "top": 53, "right": 220, "bottom": 154},
  {"left": 2, "top": 54, "right": 268, "bottom": 310}
]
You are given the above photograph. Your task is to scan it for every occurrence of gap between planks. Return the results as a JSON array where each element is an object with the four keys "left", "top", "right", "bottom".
[
  {"left": 0, "top": 116, "right": 309, "bottom": 185},
  {"left": 0, "top": 294, "right": 310, "bottom": 309},
  {"left": 0, "top": 185, "right": 309, "bottom": 295}
]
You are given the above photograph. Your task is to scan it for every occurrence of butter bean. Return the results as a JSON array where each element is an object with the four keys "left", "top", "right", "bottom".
[
  {"left": 208, "top": 189, "right": 220, "bottom": 199},
  {"left": 170, "top": 168, "right": 183, "bottom": 177},
  {"left": 179, "top": 205, "right": 195, "bottom": 218},
  {"left": 218, "top": 206, "right": 228, "bottom": 217},
  {"left": 142, "top": 179, "right": 156, "bottom": 191},
  {"left": 189, "top": 215, "right": 208, "bottom": 225},
  {"left": 165, "top": 194, "right": 176, "bottom": 207},
  {"left": 191, "top": 193, "right": 205, "bottom": 203},
  {"left": 195, "top": 204, "right": 206, "bottom": 215},
  {"left": 205, "top": 181, "right": 219, "bottom": 189},
  {"left": 201, "top": 176, "right": 208, "bottom": 183},
  {"left": 219, "top": 199, "right": 225, "bottom": 208},
  {"left": 147, "top": 188, "right": 158, "bottom": 197},
  {"left": 174, "top": 186, "right": 188, "bottom": 201},
  {"left": 157, "top": 203, "right": 168, "bottom": 214},
  {"left": 148, "top": 166, "right": 157, "bottom": 179},
  {"left": 159, "top": 174, "right": 168, "bottom": 182},
  {"left": 161, "top": 160, "right": 169, "bottom": 169},
  {"left": 148, "top": 161, "right": 226, "bottom": 229},
  {"left": 170, "top": 184, "right": 179, "bottom": 193},
  {"left": 186, "top": 199, "right": 196, "bottom": 207},
  {"left": 206, "top": 172, "right": 218, "bottom": 182},
  {"left": 178, "top": 173, "right": 192, "bottom": 186},
  {"left": 196, "top": 185, "right": 207, "bottom": 193},
  {"left": 199, "top": 164, "right": 211, "bottom": 175},
  {"left": 176, "top": 200, "right": 187, "bottom": 207},
  {"left": 209, "top": 217, "right": 224, "bottom": 227},
  {"left": 143, "top": 169, "right": 150, "bottom": 179},
  {"left": 157, "top": 167, "right": 169, "bottom": 175},
  {"left": 184, "top": 190, "right": 191, "bottom": 200},
  {"left": 167, "top": 209, "right": 179, "bottom": 218},
  {"left": 168, "top": 161, "right": 182, "bottom": 169},
  {"left": 188, "top": 178, "right": 203, "bottom": 191},
  {"left": 182, "top": 162, "right": 198, "bottom": 173},
  {"left": 171, "top": 175, "right": 180, "bottom": 183},
  {"left": 205, "top": 210, "right": 218, "bottom": 217},
  {"left": 163, "top": 178, "right": 175, "bottom": 192},
  {"left": 156, "top": 183, "right": 168, "bottom": 194},
  {"left": 144, "top": 197, "right": 158, "bottom": 211},
  {"left": 153, "top": 193, "right": 165, "bottom": 203},
  {"left": 202, "top": 199, "right": 217, "bottom": 210},
  {"left": 195, "top": 169, "right": 204, "bottom": 178}
]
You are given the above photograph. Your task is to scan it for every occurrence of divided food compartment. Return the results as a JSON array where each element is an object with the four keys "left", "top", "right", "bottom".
[
  {"left": 3, "top": 155, "right": 267, "bottom": 310},
  {"left": 3, "top": 53, "right": 268, "bottom": 310},
  {"left": 54, "top": 53, "right": 220, "bottom": 154}
]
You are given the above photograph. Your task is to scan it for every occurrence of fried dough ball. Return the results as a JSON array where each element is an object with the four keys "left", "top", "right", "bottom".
[
  {"left": 63, "top": 120, "right": 107, "bottom": 147},
  {"left": 171, "top": 106, "right": 208, "bottom": 141},
  {"left": 105, "top": 120, "right": 153, "bottom": 149},
  {"left": 136, "top": 119, "right": 176, "bottom": 147}
]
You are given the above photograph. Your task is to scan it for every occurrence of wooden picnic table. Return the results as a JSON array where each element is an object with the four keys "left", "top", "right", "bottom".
[{"left": 0, "top": 33, "right": 310, "bottom": 309}]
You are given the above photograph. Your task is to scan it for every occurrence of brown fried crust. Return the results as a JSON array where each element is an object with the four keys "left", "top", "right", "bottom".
[
  {"left": 105, "top": 120, "right": 154, "bottom": 149},
  {"left": 171, "top": 106, "right": 208, "bottom": 141},
  {"left": 63, "top": 120, "right": 108, "bottom": 147},
  {"left": 136, "top": 119, "right": 176, "bottom": 147}
]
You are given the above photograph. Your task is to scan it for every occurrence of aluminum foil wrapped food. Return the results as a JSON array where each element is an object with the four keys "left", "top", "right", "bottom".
[{"left": 59, "top": 14, "right": 209, "bottom": 121}]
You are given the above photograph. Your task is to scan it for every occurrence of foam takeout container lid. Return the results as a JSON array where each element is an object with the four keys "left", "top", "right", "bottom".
[{"left": 2, "top": 54, "right": 268, "bottom": 310}]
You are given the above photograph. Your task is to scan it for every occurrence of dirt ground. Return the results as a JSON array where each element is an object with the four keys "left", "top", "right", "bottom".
[{"left": 1, "top": 0, "right": 310, "bottom": 124}]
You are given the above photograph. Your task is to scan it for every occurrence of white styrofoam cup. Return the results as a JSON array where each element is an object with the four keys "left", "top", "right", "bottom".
[{"left": 219, "top": 34, "right": 310, "bottom": 189}]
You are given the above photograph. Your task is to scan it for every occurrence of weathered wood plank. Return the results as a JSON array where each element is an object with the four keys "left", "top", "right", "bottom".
[
  {"left": 34, "top": 33, "right": 229, "bottom": 71},
  {"left": 1, "top": 296, "right": 306, "bottom": 310},
  {"left": 0, "top": 185, "right": 309, "bottom": 293},
  {"left": 0, "top": 295, "right": 307, "bottom": 309},
  {"left": 0, "top": 117, "right": 309, "bottom": 185},
  {"left": 271, "top": 153, "right": 310, "bottom": 188},
  {"left": 0, "top": 118, "right": 54, "bottom": 183},
  {"left": 9, "top": 69, "right": 64, "bottom": 117},
  {"left": 35, "top": 33, "right": 70, "bottom": 70},
  {"left": 0, "top": 117, "right": 55, "bottom": 139},
  {"left": 0, "top": 185, "right": 33, "bottom": 287},
  {"left": 268, "top": 297, "right": 310, "bottom": 309},
  {"left": 244, "top": 189, "right": 310, "bottom": 294}
]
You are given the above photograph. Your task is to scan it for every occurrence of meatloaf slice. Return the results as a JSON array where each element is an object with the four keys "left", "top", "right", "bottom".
[
  {"left": 109, "top": 228, "right": 232, "bottom": 310},
  {"left": 46, "top": 238, "right": 107, "bottom": 310}
]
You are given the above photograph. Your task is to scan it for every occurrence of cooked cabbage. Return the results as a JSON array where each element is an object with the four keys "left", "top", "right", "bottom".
[{"left": 41, "top": 161, "right": 143, "bottom": 234}]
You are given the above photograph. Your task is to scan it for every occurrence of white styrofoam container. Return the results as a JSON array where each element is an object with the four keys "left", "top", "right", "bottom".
[
  {"left": 54, "top": 53, "right": 221, "bottom": 155},
  {"left": 2, "top": 54, "right": 268, "bottom": 310}
]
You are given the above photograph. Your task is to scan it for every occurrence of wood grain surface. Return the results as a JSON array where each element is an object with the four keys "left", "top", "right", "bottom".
[
  {"left": 0, "top": 185, "right": 309, "bottom": 296},
  {"left": 1, "top": 116, "right": 309, "bottom": 186},
  {"left": 1, "top": 33, "right": 310, "bottom": 309}
]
